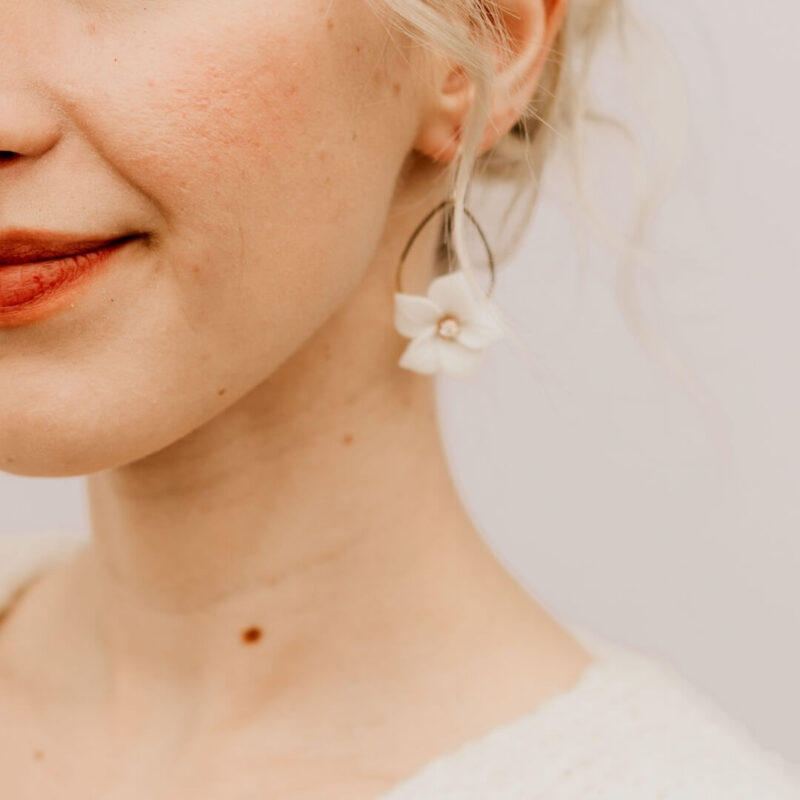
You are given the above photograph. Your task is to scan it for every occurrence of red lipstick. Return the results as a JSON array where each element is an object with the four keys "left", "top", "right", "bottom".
[{"left": 0, "top": 231, "right": 141, "bottom": 327}]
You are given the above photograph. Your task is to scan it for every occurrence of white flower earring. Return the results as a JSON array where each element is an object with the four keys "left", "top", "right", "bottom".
[{"left": 393, "top": 197, "right": 508, "bottom": 377}]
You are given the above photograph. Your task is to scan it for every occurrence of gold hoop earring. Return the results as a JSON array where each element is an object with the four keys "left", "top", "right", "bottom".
[
  {"left": 392, "top": 197, "right": 507, "bottom": 379},
  {"left": 394, "top": 197, "right": 497, "bottom": 297}
]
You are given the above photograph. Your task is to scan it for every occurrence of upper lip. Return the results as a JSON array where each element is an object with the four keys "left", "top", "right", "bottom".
[{"left": 0, "top": 230, "right": 138, "bottom": 266}]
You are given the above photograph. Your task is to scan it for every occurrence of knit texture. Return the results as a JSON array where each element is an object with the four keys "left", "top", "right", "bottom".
[{"left": 1, "top": 530, "right": 799, "bottom": 798}]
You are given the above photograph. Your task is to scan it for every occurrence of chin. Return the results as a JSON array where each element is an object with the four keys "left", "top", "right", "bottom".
[
  {"left": 0, "top": 401, "right": 184, "bottom": 479},
  {"left": 1, "top": 425, "right": 121, "bottom": 479}
]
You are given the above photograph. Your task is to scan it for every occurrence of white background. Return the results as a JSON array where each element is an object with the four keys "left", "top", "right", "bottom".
[{"left": 2, "top": 0, "right": 798, "bottom": 763}]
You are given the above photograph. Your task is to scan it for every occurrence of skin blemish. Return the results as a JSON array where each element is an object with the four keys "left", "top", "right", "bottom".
[
  {"left": 241, "top": 626, "right": 262, "bottom": 644},
  {"left": 392, "top": 82, "right": 401, "bottom": 95},
  {"left": 342, "top": 433, "right": 354, "bottom": 445},
  {"left": 33, "top": 749, "right": 45, "bottom": 761},
  {"left": 326, "top": 19, "right": 335, "bottom": 31},
  {"left": 217, "top": 387, "right": 227, "bottom": 396}
]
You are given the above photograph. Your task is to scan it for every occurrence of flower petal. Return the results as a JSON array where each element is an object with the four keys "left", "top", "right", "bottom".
[
  {"left": 398, "top": 330, "right": 439, "bottom": 374},
  {"left": 436, "top": 339, "right": 485, "bottom": 378},
  {"left": 394, "top": 293, "right": 441, "bottom": 339},
  {"left": 426, "top": 270, "right": 482, "bottom": 322}
]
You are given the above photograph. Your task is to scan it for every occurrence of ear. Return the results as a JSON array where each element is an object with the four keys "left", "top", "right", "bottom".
[{"left": 413, "top": 0, "right": 568, "bottom": 164}]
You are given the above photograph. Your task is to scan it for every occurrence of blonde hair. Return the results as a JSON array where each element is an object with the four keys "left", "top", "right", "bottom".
[{"left": 369, "top": 0, "right": 732, "bottom": 478}]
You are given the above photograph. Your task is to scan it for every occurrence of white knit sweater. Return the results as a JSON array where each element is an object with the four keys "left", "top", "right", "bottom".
[{"left": 1, "top": 530, "right": 799, "bottom": 799}]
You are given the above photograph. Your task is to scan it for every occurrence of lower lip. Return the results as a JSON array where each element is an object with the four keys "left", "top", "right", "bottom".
[{"left": 0, "top": 238, "right": 137, "bottom": 328}]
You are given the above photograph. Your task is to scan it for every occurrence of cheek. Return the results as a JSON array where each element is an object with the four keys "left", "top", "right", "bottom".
[
  {"left": 99, "top": 5, "right": 359, "bottom": 226},
  {"left": 63, "top": 1, "right": 410, "bottom": 334}
]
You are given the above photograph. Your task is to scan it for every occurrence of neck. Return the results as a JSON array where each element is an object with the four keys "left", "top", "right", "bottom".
[{"left": 66, "top": 347, "right": 511, "bottom": 740}]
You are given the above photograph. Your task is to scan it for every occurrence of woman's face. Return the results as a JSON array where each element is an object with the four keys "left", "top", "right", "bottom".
[{"left": 1, "top": 0, "right": 430, "bottom": 476}]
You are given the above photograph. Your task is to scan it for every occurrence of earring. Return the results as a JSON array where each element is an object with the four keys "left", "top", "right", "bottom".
[{"left": 393, "top": 196, "right": 508, "bottom": 377}]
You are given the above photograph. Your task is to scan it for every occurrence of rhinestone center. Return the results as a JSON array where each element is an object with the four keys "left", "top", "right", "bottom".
[{"left": 437, "top": 314, "right": 461, "bottom": 340}]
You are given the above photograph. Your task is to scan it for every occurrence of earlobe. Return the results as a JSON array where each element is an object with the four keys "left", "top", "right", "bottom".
[
  {"left": 411, "top": 0, "right": 568, "bottom": 164},
  {"left": 412, "top": 63, "right": 475, "bottom": 165}
]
